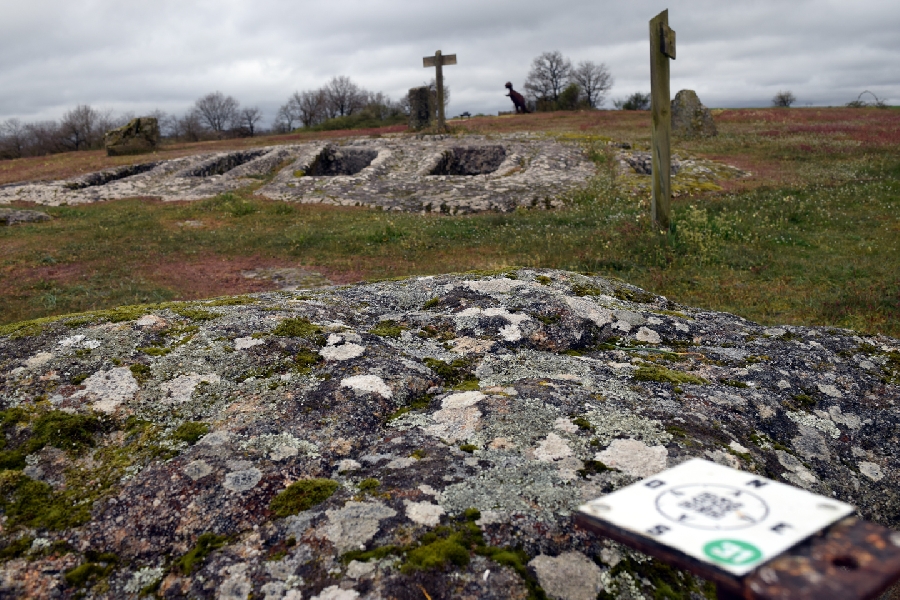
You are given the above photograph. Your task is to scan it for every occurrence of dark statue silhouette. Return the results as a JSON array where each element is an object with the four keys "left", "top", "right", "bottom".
[{"left": 505, "top": 82, "right": 530, "bottom": 113}]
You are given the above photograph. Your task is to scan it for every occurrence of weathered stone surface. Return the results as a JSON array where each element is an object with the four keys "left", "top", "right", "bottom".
[
  {"left": 105, "top": 117, "right": 161, "bottom": 156},
  {"left": 671, "top": 89, "right": 718, "bottom": 138},
  {"left": 1, "top": 269, "right": 898, "bottom": 598},
  {"left": 0, "top": 207, "right": 51, "bottom": 225},
  {"left": 0, "top": 135, "right": 596, "bottom": 214},
  {"left": 408, "top": 86, "right": 433, "bottom": 131}
]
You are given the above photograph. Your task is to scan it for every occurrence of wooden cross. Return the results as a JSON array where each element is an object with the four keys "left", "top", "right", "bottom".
[
  {"left": 649, "top": 10, "right": 676, "bottom": 231},
  {"left": 423, "top": 50, "right": 457, "bottom": 131}
]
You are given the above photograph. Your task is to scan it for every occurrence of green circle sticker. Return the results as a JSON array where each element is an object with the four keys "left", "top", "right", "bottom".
[{"left": 703, "top": 539, "right": 763, "bottom": 567}]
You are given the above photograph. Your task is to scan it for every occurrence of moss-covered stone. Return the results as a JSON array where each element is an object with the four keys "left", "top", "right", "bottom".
[{"left": 269, "top": 478, "right": 339, "bottom": 517}]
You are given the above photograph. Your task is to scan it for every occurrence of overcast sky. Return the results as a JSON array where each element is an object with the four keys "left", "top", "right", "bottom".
[{"left": 1, "top": 0, "right": 898, "bottom": 126}]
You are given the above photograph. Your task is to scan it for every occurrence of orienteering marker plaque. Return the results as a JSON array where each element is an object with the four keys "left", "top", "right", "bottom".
[{"left": 577, "top": 458, "right": 854, "bottom": 576}]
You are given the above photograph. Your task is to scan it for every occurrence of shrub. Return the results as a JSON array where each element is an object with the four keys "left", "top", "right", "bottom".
[{"left": 772, "top": 90, "right": 796, "bottom": 108}]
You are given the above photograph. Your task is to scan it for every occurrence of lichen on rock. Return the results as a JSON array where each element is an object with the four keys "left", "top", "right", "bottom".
[{"left": 1, "top": 268, "right": 898, "bottom": 598}]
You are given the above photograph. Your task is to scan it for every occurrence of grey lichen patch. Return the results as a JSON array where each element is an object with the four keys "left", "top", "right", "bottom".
[
  {"left": 0, "top": 269, "right": 897, "bottom": 599},
  {"left": 583, "top": 407, "right": 673, "bottom": 447}
]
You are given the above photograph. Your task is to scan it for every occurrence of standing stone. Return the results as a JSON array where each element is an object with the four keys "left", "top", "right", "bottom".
[
  {"left": 407, "top": 86, "right": 433, "bottom": 131},
  {"left": 671, "top": 90, "right": 717, "bottom": 138},
  {"left": 105, "top": 117, "right": 160, "bottom": 156}
]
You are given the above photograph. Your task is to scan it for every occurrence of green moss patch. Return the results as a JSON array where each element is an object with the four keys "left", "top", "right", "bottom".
[
  {"left": 0, "top": 536, "right": 34, "bottom": 560},
  {"left": 719, "top": 379, "right": 749, "bottom": 388},
  {"left": 370, "top": 320, "right": 404, "bottom": 338},
  {"left": 206, "top": 296, "right": 256, "bottom": 306},
  {"left": 422, "top": 297, "right": 441, "bottom": 309},
  {"left": 294, "top": 348, "right": 323, "bottom": 374},
  {"left": 357, "top": 478, "right": 380, "bottom": 493},
  {"left": 424, "top": 357, "right": 479, "bottom": 390},
  {"left": 129, "top": 363, "right": 151, "bottom": 383},
  {"left": 64, "top": 552, "right": 118, "bottom": 588},
  {"left": 0, "top": 409, "right": 170, "bottom": 533},
  {"left": 633, "top": 365, "right": 708, "bottom": 385},
  {"left": 138, "top": 346, "right": 171, "bottom": 357},
  {"left": 572, "top": 417, "right": 594, "bottom": 431},
  {"left": 270, "top": 478, "right": 339, "bottom": 517},
  {"left": 599, "top": 555, "right": 715, "bottom": 600},
  {"left": 177, "top": 533, "right": 229, "bottom": 574},
  {"left": 577, "top": 459, "right": 616, "bottom": 478},
  {"left": 272, "top": 317, "right": 324, "bottom": 344},
  {"left": 613, "top": 287, "right": 657, "bottom": 303},
  {"left": 26, "top": 410, "right": 107, "bottom": 455},
  {"left": 571, "top": 284, "right": 605, "bottom": 297},
  {"left": 0, "top": 470, "right": 87, "bottom": 530},
  {"left": 172, "top": 307, "right": 219, "bottom": 321},
  {"left": 171, "top": 422, "right": 209, "bottom": 445},
  {"left": 403, "top": 536, "right": 470, "bottom": 573}
]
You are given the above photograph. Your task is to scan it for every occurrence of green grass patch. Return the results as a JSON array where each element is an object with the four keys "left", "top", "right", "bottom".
[
  {"left": 269, "top": 478, "right": 339, "bottom": 517},
  {"left": 2, "top": 111, "right": 899, "bottom": 341}
]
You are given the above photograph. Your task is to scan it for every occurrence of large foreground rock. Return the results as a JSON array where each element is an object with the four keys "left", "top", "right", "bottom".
[
  {"left": 105, "top": 117, "right": 160, "bottom": 157},
  {"left": 1, "top": 270, "right": 897, "bottom": 598},
  {"left": 671, "top": 90, "right": 718, "bottom": 138}
]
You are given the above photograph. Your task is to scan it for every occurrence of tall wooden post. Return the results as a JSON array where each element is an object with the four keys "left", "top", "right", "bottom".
[
  {"left": 649, "top": 10, "right": 676, "bottom": 231},
  {"left": 423, "top": 50, "right": 457, "bottom": 132}
]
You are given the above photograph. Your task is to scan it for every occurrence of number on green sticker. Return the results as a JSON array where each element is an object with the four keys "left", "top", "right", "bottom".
[{"left": 703, "top": 539, "right": 762, "bottom": 567}]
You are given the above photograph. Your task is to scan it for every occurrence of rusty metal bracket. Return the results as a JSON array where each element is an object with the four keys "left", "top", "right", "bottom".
[{"left": 574, "top": 513, "right": 900, "bottom": 600}]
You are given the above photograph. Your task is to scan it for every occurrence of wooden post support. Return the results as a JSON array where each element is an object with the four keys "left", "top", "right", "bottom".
[
  {"left": 423, "top": 50, "right": 457, "bottom": 132},
  {"left": 649, "top": 10, "right": 676, "bottom": 231}
]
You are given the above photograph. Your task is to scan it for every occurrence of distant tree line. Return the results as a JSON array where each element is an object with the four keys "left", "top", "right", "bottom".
[
  {"left": 272, "top": 76, "right": 407, "bottom": 133},
  {"left": 522, "top": 51, "right": 614, "bottom": 111},
  {"left": 0, "top": 76, "right": 406, "bottom": 160}
]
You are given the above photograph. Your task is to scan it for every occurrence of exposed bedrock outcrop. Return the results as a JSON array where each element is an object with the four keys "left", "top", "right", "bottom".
[{"left": 1, "top": 270, "right": 897, "bottom": 598}]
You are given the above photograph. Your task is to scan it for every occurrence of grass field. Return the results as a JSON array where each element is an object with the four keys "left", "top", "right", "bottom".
[{"left": 1, "top": 108, "right": 898, "bottom": 336}]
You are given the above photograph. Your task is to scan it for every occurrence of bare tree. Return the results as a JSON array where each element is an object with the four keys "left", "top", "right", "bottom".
[
  {"left": 147, "top": 109, "right": 177, "bottom": 138},
  {"left": 325, "top": 76, "right": 365, "bottom": 118},
  {"left": 772, "top": 90, "right": 796, "bottom": 108},
  {"left": 0, "top": 118, "right": 28, "bottom": 158},
  {"left": 175, "top": 110, "right": 205, "bottom": 142},
  {"left": 59, "top": 104, "right": 103, "bottom": 150},
  {"left": 571, "top": 61, "right": 613, "bottom": 108},
  {"left": 194, "top": 91, "right": 240, "bottom": 134},
  {"left": 237, "top": 107, "right": 263, "bottom": 137},
  {"left": 273, "top": 102, "right": 299, "bottom": 133},
  {"left": 524, "top": 51, "right": 572, "bottom": 103},
  {"left": 23, "top": 121, "right": 64, "bottom": 155},
  {"left": 294, "top": 89, "right": 327, "bottom": 127}
]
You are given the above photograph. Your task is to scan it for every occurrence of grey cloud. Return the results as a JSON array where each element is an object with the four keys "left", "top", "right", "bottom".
[{"left": 1, "top": 0, "right": 898, "bottom": 123}]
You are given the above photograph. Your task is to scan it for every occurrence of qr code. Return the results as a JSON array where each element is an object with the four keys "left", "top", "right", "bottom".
[{"left": 678, "top": 492, "right": 743, "bottom": 520}]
